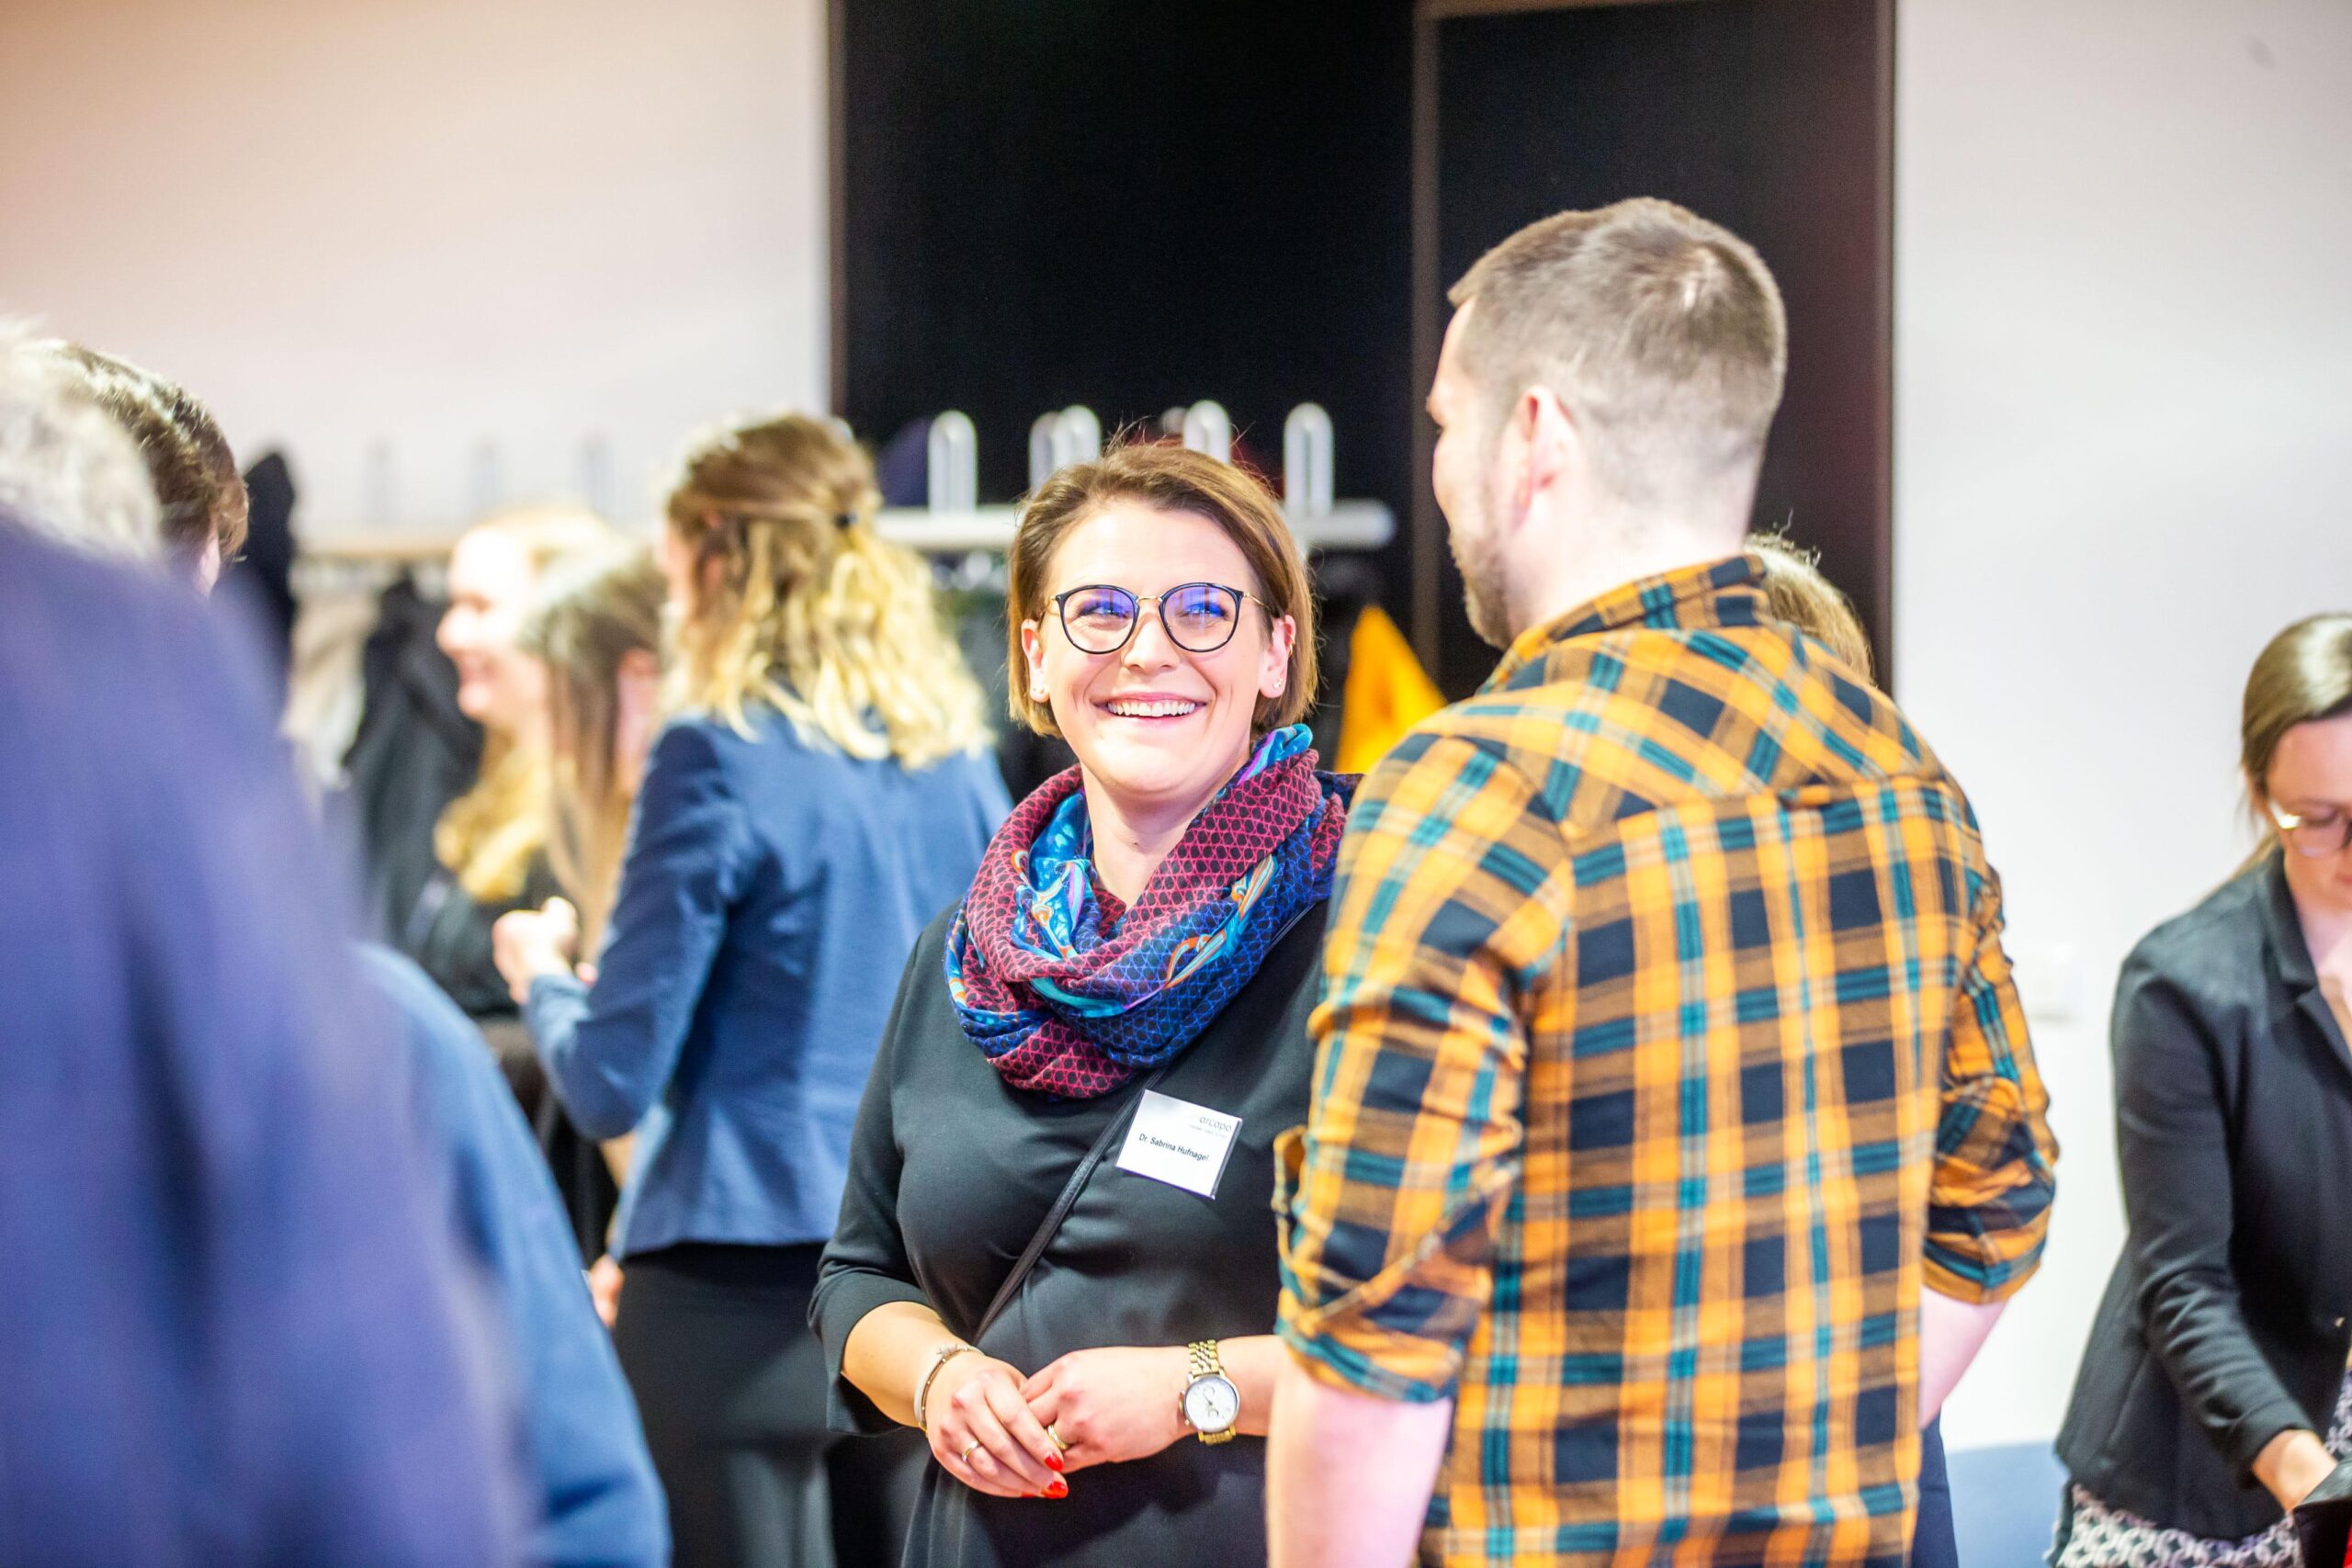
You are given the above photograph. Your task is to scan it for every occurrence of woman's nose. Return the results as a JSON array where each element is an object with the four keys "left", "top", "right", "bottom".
[{"left": 1123, "top": 604, "right": 1182, "bottom": 666}]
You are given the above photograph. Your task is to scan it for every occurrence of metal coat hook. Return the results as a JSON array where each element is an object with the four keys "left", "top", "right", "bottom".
[
  {"left": 1181, "top": 400, "right": 1232, "bottom": 464},
  {"left": 1283, "top": 403, "right": 1334, "bottom": 518},
  {"left": 576, "top": 434, "right": 615, "bottom": 518},
  {"left": 469, "top": 437, "right": 505, "bottom": 517},
  {"left": 1057, "top": 405, "right": 1101, "bottom": 468},
  {"left": 1028, "top": 405, "right": 1102, "bottom": 488},
  {"left": 927, "top": 412, "right": 978, "bottom": 514}
]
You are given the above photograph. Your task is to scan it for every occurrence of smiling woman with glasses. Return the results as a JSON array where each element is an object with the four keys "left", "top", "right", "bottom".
[
  {"left": 2054, "top": 612, "right": 2352, "bottom": 1564},
  {"left": 814, "top": 442, "right": 1356, "bottom": 1568}
]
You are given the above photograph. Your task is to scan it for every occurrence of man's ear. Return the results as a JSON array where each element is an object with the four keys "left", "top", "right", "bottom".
[{"left": 1521, "top": 386, "right": 1579, "bottom": 506}]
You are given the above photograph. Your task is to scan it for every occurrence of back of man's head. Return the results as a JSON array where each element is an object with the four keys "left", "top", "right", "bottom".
[
  {"left": 0, "top": 329, "right": 160, "bottom": 563},
  {"left": 32, "top": 341, "right": 247, "bottom": 584},
  {"left": 1448, "top": 198, "right": 1787, "bottom": 513}
]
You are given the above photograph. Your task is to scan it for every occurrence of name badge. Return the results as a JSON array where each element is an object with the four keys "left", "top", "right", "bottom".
[{"left": 1115, "top": 1090, "right": 1243, "bottom": 1200}]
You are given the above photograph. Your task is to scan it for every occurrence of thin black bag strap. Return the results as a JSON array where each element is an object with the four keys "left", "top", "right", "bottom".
[{"left": 972, "top": 1063, "right": 1171, "bottom": 1344}]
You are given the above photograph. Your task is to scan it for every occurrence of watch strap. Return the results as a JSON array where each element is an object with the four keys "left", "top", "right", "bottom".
[{"left": 1184, "top": 1339, "right": 1236, "bottom": 1444}]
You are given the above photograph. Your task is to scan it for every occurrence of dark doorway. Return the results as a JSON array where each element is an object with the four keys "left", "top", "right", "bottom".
[{"left": 1415, "top": 0, "right": 1895, "bottom": 694}]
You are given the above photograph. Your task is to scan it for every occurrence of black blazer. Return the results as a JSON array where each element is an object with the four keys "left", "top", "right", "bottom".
[{"left": 2058, "top": 854, "right": 2352, "bottom": 1541}]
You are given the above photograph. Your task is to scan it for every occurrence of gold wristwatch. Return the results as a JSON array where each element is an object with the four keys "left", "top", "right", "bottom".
[{"left": 1180, "top": 1339, "right": 1239, "bottom": 1445}]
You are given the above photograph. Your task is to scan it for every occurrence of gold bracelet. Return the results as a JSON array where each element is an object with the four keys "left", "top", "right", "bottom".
[{"left": 914, "top": 1342, "right": 978, "bottom": 1433}]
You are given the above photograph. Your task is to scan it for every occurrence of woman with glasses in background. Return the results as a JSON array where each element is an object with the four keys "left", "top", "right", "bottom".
[
  {"left": 2054, "top": 613, "right": 2352, "bottom": 1566},
  {"left": 814, "top": 443, "right": 1354, "bottom": 1568}
]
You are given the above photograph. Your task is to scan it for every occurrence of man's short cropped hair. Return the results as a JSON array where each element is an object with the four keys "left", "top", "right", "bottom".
[
  {"left": 1448, "top": 197, "right": 1787, "bottom": 507},
  {"left": 39, "top": 343, "right": 248, "bottom": 570}
]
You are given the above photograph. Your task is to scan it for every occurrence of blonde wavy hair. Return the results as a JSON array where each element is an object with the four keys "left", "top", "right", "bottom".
[
  {"left": 663, "top": 412, "right": 990, "bottom": 769},
  {"left": 435, "top": 504, "right": 618, "bottom": 901}
]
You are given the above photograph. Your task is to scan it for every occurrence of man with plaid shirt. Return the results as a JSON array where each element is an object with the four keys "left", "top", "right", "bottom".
[{"left": 1267, "top": 200, "right": 2057, "bottom": 1567}]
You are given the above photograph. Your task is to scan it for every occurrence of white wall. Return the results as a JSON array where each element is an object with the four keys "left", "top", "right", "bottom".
[
  {"left": 0, "top": 0, "right": 829, "bottom": 534},
  {"left": 1895, "top": 0, "right": 2352, "bottom": 1450}
]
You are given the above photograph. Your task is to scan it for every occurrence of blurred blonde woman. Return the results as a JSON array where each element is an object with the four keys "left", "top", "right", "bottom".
[
  {"left": 495, "top": 412, "right": 1009, "bottom": 1568},
  {"left": 411, "top": 505, "right": 616, "bottom": 1017}
]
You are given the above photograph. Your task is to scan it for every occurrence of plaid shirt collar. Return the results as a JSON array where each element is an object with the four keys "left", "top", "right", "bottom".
[{"left": 1484, "top": 553, "right": 1764, "bottom": 693}]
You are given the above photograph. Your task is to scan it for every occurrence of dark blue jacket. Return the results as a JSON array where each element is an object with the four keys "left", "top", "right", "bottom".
[
  {"left": 363, "top": 946, "right": 669, "bottom": 1568},
  {"left": 529, "top": 706, "right": 1007, "bottom": 1257},
  {"left": 0, "top": 527, "right": 521, "bottom": 1565}
]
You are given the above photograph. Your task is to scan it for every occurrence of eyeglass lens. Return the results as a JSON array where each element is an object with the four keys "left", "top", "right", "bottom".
[
  {"left": 2283, "top": 808, "right": 2352, "bottom": 858},
  {"left": 1059, "top": 584, "right": 1243, "bottom": 654}
]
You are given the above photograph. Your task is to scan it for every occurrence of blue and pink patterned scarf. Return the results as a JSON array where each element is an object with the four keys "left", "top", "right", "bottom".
[{"left": 945, "top": 724, "right": 1354, "bottom": 1099}]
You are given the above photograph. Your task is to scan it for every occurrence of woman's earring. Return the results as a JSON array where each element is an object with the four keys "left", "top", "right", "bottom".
[{"left": 1031, "top": 683, "right": 1048, "bottom": 702}]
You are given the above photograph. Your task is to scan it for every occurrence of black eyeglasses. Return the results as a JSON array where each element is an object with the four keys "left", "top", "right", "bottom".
[
  {"left": 2268, "top": 800, "right": 2352, "bottom": 860},
  {"left": 1050, "top": 582, "right": 1267, "bottom": 655}
]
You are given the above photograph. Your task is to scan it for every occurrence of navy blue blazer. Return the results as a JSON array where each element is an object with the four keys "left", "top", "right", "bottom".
[{"left": 529, "top": 705, "right": 1008, "bottom": 1257}]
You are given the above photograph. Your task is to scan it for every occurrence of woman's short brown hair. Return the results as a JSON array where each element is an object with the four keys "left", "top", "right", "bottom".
[
  {"left": 1007, "top": 441, "right": 1317, "bottom": 739},
  {"left": 2243, "top": 612, "right": 2352, "bottom": 799}
]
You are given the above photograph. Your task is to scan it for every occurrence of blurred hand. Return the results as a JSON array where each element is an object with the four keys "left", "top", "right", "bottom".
[
  {"left": 586, "top": 1254, "right": 623, "bottom": 1328},
  {"left": 1021, "top": 1346, "right": 1189, "bottom": 1474},
  {"left": 492, "top": 898, "right": 582, "bottom": 1005},
  {"left": 2254, "top": 1427, "right": 2337, "bottom": 1511},
  {"left": 924, "top": 1352, "right": 1067, "bottom": 1500}
]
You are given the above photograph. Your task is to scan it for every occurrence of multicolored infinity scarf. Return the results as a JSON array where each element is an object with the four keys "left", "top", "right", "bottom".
[{"left": 946, "top": 724, "right": 1355, "bottom": 1099}]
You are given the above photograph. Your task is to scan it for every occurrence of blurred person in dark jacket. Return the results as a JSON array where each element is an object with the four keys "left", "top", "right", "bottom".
[
  {"left": 0, "top": 339, "right": 662, "bottom": 1567},
  {"left": 0, "top": 521, "right": 522, "bottom": 1566},
  {"left": 366, "top": 944, "right": 671, "bottom": 1568}
]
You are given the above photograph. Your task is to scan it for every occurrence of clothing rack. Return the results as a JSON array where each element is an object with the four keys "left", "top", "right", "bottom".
[
  {"left": 872, "top": 400, "right": 1395, "bottom": 553},
  {"left": 292, "top": 400, "right": 1395, "bottom": 570}
]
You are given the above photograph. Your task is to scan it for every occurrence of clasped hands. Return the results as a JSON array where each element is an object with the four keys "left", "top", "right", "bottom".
[{"left": 923, "top": 1344, "right": 1189, "bottom": 1500}]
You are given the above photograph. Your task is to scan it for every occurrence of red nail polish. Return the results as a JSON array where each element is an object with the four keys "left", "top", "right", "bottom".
[
  {"left": 1045, "top": 1452, "right": 1065, "bottom": 1472},
  {"left": 1045, "top": 1479, "right": 1069, "bottom": 1499}
]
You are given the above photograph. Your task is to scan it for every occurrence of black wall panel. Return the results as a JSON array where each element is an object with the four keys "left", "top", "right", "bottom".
[
  {"left": 1421, "top": 0, "right": 1894, "bottom": 694},
  {"left": 835, "top": 0, "right": 1417, "bottom": 569}
]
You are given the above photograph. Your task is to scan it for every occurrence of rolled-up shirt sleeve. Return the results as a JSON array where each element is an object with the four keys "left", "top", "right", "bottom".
[
  {"left": 1924, "top": 867, "right": 2060, "bottom": 1303},
  {"left": 1276, "top": 729, "right": 1570, "bottom": 1403}
]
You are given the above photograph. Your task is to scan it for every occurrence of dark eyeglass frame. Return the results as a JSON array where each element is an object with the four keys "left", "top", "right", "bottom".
[
  {"left": 2267, "top": 799, "right": 2352, "bottom": 859},
  {"left": 1049, "top": 581, "right": 1270, "bottom": 655}
]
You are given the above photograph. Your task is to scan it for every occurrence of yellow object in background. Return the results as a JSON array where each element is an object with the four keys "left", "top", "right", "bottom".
[{"left": 1334, "top": 604, "right": 1446, "bottom": 774}]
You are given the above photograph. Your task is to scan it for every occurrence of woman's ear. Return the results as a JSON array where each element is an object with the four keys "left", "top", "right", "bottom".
[
  {"left": 614, "top": 648, "right": 663, "bottom": 781},
  {"left": 1261, "top": 614, "right": 1297, "bottom": 699},
  {"left": 1019, "top": 617, "right": 1049, "bottom": 704}
]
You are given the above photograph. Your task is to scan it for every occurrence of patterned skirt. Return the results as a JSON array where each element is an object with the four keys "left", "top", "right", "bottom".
[{"left": 2055, "top": 1372, "right": 2352, "bottom": 1568}]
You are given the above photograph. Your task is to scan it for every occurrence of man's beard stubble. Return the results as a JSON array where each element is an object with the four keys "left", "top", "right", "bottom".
[{"left": 1448, "top": 502, "right": 1515, "bottom": 651}]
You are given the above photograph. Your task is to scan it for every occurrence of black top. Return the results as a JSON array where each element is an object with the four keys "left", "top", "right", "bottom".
[
  {"left": 2058, "top": 854, "right": 2352, "bottom": 1541},
  {"left": 811, "top": 901, "right": 1326, "bottom": 1568}
]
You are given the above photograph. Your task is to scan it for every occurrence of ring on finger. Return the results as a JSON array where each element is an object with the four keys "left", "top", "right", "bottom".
[
  {"left": 1046, "top": 1423, "right": 1069, "bottom": 1452},
  {"left": 960, "top": 1439, "right": 982, "bottom": 1464}
]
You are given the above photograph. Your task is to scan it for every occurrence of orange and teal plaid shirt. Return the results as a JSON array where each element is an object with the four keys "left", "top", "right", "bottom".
[{"left": 1276, "top": 557, "right": 2057, "bottom": 1567}]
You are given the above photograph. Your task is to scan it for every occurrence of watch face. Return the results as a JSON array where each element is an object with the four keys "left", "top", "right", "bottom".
[{"left": 1184, "top": 1373, "right": 1240, "bottom": 1433}]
